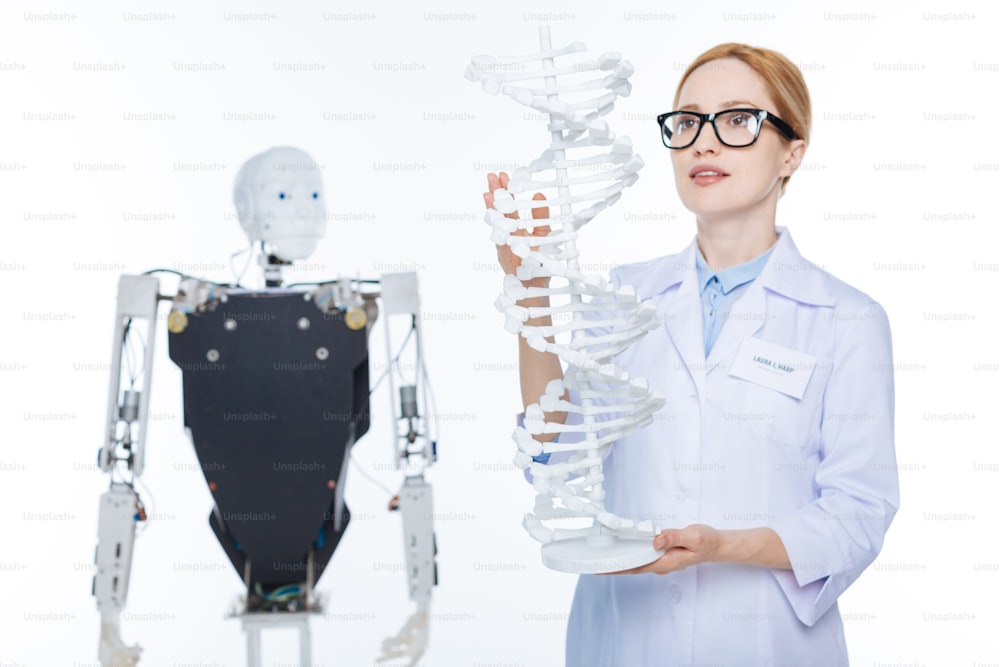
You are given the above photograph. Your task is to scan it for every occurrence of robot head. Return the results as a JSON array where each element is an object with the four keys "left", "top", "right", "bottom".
[{"left": 233, "top": 146, "right": 326, "bottom": 262}]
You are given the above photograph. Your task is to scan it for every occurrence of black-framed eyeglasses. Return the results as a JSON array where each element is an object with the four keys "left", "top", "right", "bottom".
[{"left": 656, "top": 108, "right": 799, "bottom": 149}]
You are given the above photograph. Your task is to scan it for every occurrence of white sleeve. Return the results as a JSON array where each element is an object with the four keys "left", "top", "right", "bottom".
[{"left": 767, "top": 299, "right": 900, "bottom": 626}]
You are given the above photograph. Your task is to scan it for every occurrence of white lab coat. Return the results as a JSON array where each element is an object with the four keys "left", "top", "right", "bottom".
[{"left": 555, "top": 227, "right": 899, "bottom": 666}]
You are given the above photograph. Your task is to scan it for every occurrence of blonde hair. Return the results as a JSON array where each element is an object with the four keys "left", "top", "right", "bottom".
[{"left": 673, "top": 43, "right": 811, "bottom": 195}]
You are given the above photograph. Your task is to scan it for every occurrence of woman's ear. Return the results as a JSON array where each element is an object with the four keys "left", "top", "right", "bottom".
[{"left": 781, "top": 140, "right": 807, "bottom": 178}]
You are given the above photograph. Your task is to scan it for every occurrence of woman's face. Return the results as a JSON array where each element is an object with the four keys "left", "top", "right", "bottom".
[{"left": 670, "top": 57, "right": 805, "bottom": 224}]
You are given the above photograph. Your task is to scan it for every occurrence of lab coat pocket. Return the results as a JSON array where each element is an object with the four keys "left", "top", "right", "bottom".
[{"left": 736, "top": 355, "right": 832, "bottom": 453}]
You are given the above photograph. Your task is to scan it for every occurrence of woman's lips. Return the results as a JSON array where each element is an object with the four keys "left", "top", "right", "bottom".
[{"left": 689, "top": 165, "right": 729, "bottom": 186}]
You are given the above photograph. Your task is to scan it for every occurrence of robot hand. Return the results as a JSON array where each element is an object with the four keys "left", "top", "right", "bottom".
[
  {"left": 98, "top": 619, "right": 142, "bottom": 667},
  {"left": 377, "top": 603, "right": 429, "bottom": 667}
]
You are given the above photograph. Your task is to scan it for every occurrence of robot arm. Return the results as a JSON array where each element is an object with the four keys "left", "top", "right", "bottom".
[
  {"left": 376, "top": 476, "right": 435, "bottom": 666},
  {"left": 373, "top": 273, "right": 438, "bottom": 666},
  {"left": 93, "top": 273, "right": 230, "bottom": 666},
  {"left": 94, "top": 274, "right": 162, "bottom": 667},
  {"left": 99, "top": 274, "right": 160, "bottom": 476},
  {"left": 95, "top": 484, "right": 143, "bottom": 667}
]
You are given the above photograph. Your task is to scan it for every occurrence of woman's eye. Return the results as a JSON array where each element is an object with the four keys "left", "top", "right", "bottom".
[{"left": 675, "top": 118, "right": 697, "bottom": 132}]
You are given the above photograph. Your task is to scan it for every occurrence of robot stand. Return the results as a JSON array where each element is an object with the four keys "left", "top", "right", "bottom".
[
  {"left": 238, "top": 611, "right": 314, "bottom": 667},
  {"left": 468, "top": 27, "right": 666, "bottom": 573}
]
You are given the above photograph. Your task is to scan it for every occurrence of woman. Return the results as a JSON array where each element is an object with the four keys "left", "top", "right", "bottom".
[{"left": 483, "top": 43, "right": 899, "bottom": 666}]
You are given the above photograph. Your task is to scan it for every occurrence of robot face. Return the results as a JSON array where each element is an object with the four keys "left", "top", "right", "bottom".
[{"left": 235, "top": 147, "right": 327, "bottom": 261}]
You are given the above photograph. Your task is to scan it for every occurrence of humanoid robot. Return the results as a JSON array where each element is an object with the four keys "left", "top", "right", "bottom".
[{"left": 92, "top": 146, "right": 438, "bottom": 666}]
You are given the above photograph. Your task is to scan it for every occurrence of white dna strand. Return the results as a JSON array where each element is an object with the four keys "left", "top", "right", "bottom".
[{"left": 467, "top": 27, "right": 667, "bottom": 573}]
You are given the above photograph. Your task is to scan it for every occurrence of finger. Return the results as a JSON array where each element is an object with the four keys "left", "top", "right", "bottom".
[
  {"left": 495, "top": 172, "right": 519, "bottom": 220},
  {"left": 484, "top": 173, "right": 499, "bottom": 210},
  {"left": 530, "top": 192, "right": 550, "bottom": 223},
  {"left": 485, "top": 171, "right": 519, "bottom": 220},
  {"left": 603, "top": 550, "right": 682, "bottom": 576},
  {"left": 601, "top": 534, "right": 670, "bottom": 575},
  {"left": 599, "top": 564, "right": 648, "bottom": 576},
  {"left": 654, "top": 529, "right": 682, "bottom": 551},
  {"left": 656, "top": 549, "right": 692, "bottom": 574},
  {"left": 528, "top": 192, "right": 552, "bottom": 235}
]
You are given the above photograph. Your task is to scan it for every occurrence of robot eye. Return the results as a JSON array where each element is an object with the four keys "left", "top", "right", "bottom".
[
  {"left": 279, "top": 192, "right": 286, "bottom": 200},
  {"left": 312, "top": 192, "right": 319, "bottom": 199}
]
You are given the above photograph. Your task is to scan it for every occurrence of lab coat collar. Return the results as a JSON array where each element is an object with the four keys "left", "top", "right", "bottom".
[
  {"left": 758, "top": 227, "right": 836, "bottom": 308},
  {"left": 646, "top": 226, "right": 833, "bottom": 307}
]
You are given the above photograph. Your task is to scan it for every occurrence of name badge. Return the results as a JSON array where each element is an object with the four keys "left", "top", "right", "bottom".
[{"left": 728, "top": 337, "right": 817, "bottom": 399}]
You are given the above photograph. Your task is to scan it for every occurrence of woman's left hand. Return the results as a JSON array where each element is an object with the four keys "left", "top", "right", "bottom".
[{"left": 607, "top": 524, "right": 722, "bottom": 575}]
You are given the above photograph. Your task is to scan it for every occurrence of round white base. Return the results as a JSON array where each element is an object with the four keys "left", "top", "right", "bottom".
[{"left": 541, "top": 535, "right": 664, "bottom": 574}]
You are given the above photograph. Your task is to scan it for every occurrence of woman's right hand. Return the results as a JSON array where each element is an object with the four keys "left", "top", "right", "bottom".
[{"left": 483, "top": 171, "right": 551, "bottom": 287}]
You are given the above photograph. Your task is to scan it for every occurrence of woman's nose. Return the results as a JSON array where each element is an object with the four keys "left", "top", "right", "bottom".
[{"left": 691, "top": 122, "right": 721, "bottom": 155}]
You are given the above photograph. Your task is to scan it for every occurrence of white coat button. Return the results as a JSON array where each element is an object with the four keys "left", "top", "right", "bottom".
[
  {"left": 675, "top": 491, "right": 685, "bottom": 502},
  {"left": 670, "top": 585, "right": 682, "bottom": 603}
]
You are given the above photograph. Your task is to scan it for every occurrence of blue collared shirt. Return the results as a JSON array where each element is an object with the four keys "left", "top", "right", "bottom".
[{"left": 695, "top": 241, "right": 776, "bottom": 356}]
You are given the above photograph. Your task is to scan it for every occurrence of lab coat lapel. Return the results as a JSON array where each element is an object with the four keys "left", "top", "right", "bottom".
[
  {"left": 658, "top": 247, "right": 706, "bottom": 399},
  {"left": 703, "top": 226, "right": 831, "bottom": 372}
]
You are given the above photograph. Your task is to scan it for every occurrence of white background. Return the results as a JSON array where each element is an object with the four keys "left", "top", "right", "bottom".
[{"left": 2, "top": 0, "right": 998, "bottom": 665}]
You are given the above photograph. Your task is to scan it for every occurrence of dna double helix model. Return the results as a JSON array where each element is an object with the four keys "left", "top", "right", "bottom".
[{"left": 467, "top": 27, "right": 667, "bottom": 573}]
